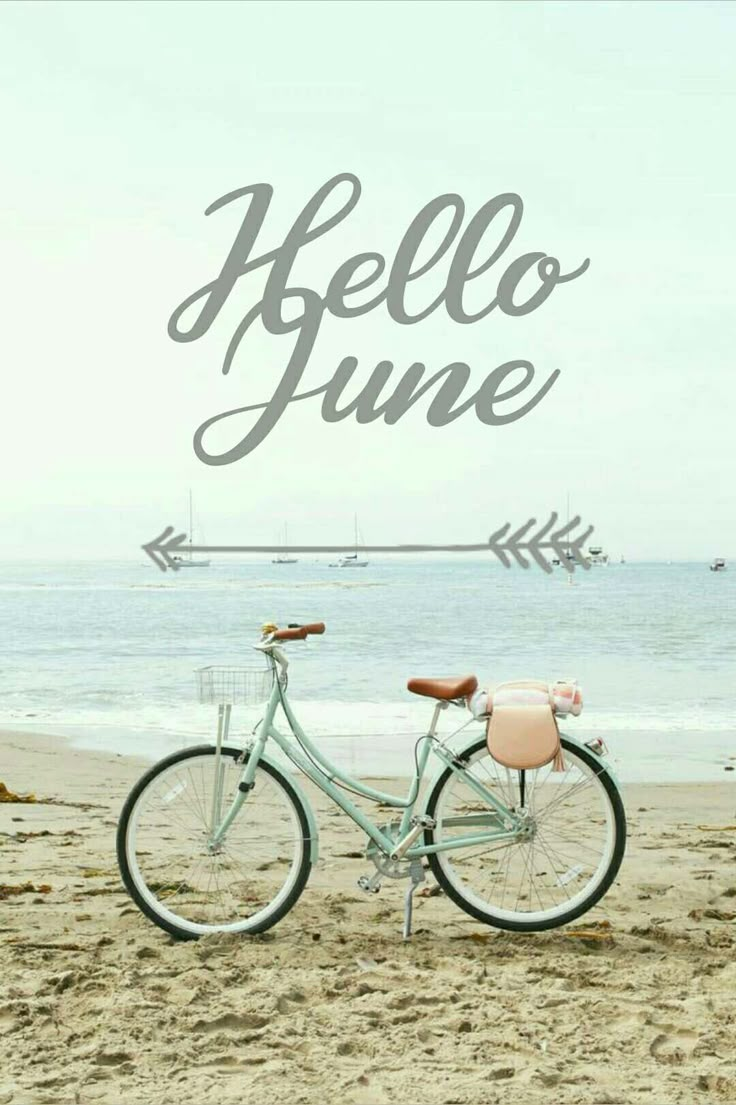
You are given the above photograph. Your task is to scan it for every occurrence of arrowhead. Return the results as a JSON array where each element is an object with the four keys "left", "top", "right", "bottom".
[{"left": 142, "top": 527, "right": 187, "bottom": 572}]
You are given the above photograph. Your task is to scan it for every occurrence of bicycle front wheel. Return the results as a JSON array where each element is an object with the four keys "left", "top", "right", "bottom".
[
  {"left": 425, "top": 736, "right": 625, "bottom": 931},
  {"left": 117, "top": 745, "right": 312, "bottom": 940}
]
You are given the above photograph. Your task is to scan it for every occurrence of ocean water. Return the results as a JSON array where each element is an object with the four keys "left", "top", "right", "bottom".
[{"left": 1, "top": 557, "right": 735, "bottom": 783}]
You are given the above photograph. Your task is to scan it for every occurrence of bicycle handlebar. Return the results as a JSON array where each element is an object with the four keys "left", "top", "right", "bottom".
[{"left": 269, "top": 622, "right": 325, "bottom": 642}]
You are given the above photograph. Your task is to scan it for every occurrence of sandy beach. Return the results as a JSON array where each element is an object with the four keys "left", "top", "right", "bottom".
[{"left": 1, "top": 729, "right": 735, "bottom": 1105}]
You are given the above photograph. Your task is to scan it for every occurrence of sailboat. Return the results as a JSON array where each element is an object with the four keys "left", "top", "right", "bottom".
[
  {"left": 561, "top": 493, "right": 575, "bottom": 584},
  {"left": 172, "top": 491, "right": 211, "bottom": 568},
  {"left": 272, "top": 524, "right": 298, "bottom": 564},
  {"left": 330, "top": 515, "right": 369, "bottom": 568}
]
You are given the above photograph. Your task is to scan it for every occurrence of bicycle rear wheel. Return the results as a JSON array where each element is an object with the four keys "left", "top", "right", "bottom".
[
  {"left": 425, "top": 736, "right": 625, "bottom": 931},
  {"left": 117, "top": 745, "right": 312, "bottom": 940}
]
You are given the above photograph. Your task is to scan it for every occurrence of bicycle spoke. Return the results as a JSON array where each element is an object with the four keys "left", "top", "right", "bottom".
[
  {"left": 431, "top": 741, "right": 620, "bottom": 926},
  {"left": 125, "top": 752, "right": 306, "bottom": 933}
]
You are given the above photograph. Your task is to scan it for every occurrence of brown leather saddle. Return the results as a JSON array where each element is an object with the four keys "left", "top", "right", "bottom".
[{"left": 407, "top": 675, "right": 478, "bottom": 701}]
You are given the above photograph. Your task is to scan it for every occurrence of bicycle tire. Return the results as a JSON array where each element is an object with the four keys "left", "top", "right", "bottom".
[
  {"left": 117, "top": 744, "right": 312, "bottom": 940},
  {"left": 424, "top": 736, "right": 626, "bottom": 932}
]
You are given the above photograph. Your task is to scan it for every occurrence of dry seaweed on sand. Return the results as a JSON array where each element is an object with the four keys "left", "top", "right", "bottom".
[
  {"left": 0, "top": 882, "right": 52, "bottom": 900},
  {"left": 0, "top": 781, "right": 37, "bottom": 803}
]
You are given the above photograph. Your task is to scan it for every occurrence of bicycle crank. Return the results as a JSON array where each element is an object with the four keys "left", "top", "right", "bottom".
[{"left": 390, "top": 815, "right": 435, "bottom": 861}]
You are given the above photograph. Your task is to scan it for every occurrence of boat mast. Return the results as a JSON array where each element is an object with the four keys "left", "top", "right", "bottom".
[
  {"left": 566, "top": 492, "right": 572, "bottom": 585},
  {"left": 188, "top": 490, "right": 193, "bottom": 561}
]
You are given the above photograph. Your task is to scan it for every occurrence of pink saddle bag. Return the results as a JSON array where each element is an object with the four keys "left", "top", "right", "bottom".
[{"left": 486, "top": 681, "right": 565, "bottom": 771}]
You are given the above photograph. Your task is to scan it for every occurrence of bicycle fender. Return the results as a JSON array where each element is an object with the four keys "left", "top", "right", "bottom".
[
  {"left": 560, "top": 730, "right": 624, "bottom": 791},
  {"left": 257, "top": 748, "right": 320, "bottom": 864}
]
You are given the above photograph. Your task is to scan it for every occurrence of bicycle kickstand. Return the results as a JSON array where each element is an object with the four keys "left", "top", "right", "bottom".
[{"left": 403, "top": 859, "right": 426, "bottom": 940}]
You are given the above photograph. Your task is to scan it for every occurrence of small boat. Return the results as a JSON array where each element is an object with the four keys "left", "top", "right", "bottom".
[
  {"left": 272, "top": 524, "right": 298, "bottom": 565},
  {"left": 587, "top": 546, "right": 609, "bottom": 566},
  {"left": 331, "top": 553, "right": 369, "bottom": 568},
  {"left": 710, "top": 558, "right": 727, "bottom": 572},
  {"left": 172, "top": 491, "right": 211, "bottom": 568},
  {"left": 330, "top": 515, "right": 369, "bottom": 567},
  {"left": 620, "top": 555, "right": 626, "bottom": 564}
]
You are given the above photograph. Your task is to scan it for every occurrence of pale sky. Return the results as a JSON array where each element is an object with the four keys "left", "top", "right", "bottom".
[{"left": 1, "top": 0, "right": 734, "bottom": 559}]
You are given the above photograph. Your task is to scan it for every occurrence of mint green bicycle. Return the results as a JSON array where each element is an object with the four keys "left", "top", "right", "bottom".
[{"left": 117, "top": 622, "right": 626, "bottom": 940}]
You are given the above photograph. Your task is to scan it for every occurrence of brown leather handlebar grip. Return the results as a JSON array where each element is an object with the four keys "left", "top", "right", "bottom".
[
  {"left": 302, "top": 622, "right": 325, "bottom": 635},
  {"left": 272, "top": 626, "right": 308, "bottom": 641}
]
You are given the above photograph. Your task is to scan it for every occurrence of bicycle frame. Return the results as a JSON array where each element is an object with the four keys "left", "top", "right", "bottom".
[{"left": 211, "top": 654, "right": 524, "bottom": 860}]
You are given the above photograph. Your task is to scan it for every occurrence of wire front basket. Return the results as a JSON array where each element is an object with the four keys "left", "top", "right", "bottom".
[{"left": 195, "top": 665, "right": 275, "bottom": 706}]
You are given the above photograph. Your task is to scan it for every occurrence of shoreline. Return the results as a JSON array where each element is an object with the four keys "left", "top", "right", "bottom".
[
  {"left": 2, "top": 728, "right": 735, "bottom": 1104},
  {"left": 3, "top": 718, "right": 736, "bottom": 786},
  {"left": 3, "top": 722, "right": 736, "bottom": 788}
]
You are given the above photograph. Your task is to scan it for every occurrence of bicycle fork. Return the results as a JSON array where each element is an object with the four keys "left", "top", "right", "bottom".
[{"left": 210, "top": 704, "right": 231, "bottom": 839}]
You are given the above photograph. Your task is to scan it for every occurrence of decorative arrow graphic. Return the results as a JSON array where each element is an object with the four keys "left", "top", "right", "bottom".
[{"left": 142, "top": 513, "right": 594, "bottom": 574}]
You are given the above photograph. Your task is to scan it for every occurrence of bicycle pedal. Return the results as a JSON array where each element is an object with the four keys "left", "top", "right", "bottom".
[{"left": 357, "top": 873, "right": 381, "bottom": 895}]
